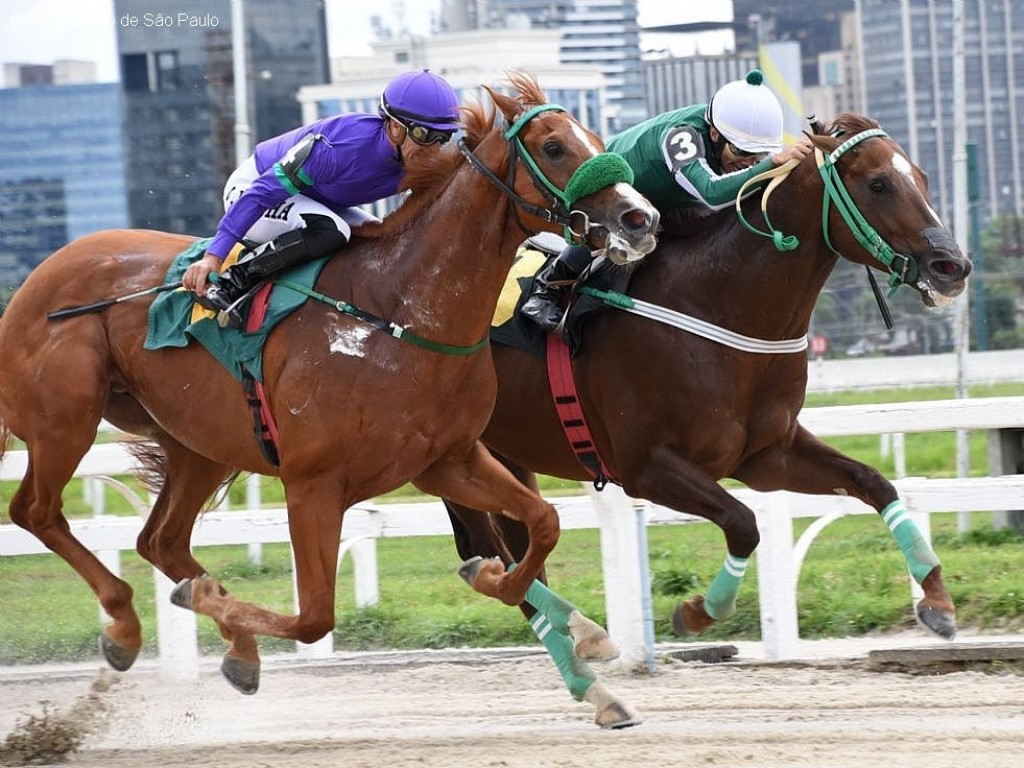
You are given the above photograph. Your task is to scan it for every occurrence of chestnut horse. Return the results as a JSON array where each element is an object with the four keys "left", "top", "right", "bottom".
[
  {"left": 444, "top": 114, "right": 971, "bottom": 718},
  {"left": 0, "top": 73, "right": 659, "bottom": 694}
]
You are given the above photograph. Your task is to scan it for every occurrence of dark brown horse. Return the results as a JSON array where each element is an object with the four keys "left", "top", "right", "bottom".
[
  {"left": 445, "top": 114, "right": 970, "bottom": 716},
  {"left": 0, "top": 73, "right": 659, "bottom": 694}
]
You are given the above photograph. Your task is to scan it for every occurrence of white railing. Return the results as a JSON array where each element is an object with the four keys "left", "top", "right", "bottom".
[{"left": 2, "top": 396, "right": 1024, "bottom": 674}]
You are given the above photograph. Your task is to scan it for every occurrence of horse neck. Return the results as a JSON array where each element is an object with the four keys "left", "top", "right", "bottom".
[
  {"left": 360, "top": 142, "right": 520, "bottom": 346},
  {"left": 643, "top": 184, "right": 838, "bottom": 340}
]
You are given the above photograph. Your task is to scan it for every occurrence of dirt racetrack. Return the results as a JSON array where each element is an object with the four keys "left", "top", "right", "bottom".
[{"left": 2, "top": 633, "right": 1024, "bottom": 768}]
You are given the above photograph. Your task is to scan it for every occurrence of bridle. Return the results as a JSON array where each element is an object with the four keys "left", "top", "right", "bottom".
[
  {"left": 735, "top": 128, "right": 921, "bottom": 295},
  {"left": 458, "top": 104, "right": 634, "bottom": 242}
]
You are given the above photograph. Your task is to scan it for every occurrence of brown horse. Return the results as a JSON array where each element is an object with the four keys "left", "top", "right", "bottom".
[
  {"left": 445, "top": 114, "right": 970, "bottom": 711},
  {"left": 0, "top": 73, "right": 659, "bottom": 694}
]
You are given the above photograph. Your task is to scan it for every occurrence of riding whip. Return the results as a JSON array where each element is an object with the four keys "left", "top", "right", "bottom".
[{"left": 47, "top": 281, "right": 184, "bottom": 321}]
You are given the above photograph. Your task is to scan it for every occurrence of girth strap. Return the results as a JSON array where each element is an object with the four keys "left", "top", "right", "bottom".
[{"left": 545, "top": 334, "right": 616, "bottom": 490}]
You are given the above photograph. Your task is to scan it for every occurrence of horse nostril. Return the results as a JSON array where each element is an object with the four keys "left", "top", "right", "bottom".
[
  {"left": 622, "top": 208, "right": 649, "bottom": 231},
  {"left": 932, "top": 258, "right": 966, "bottom": 280}
]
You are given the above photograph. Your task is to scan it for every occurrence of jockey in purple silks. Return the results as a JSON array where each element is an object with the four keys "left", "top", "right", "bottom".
[{"left": 183, "top": 68, "right": 461, "bottom": 327}]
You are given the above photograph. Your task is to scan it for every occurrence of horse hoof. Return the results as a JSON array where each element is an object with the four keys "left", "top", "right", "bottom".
[
  {"left": 672, "top": 596, "right": 714, "bottom": 637},
  {"left": 916, "top": 603, "right": 957, "bottom": 640},
  {"left": 584, "top": 681, "right": 642, "bottom": 729},
  {"left": 221, "top": 654, "right": 260, "bottom": 695},
  {"left": 569, "top": 611, "right": 619, "bottom": 662},
  {"left": 169, "top": 577, "right": 194, "bottom": 610},
  {"left": 457, "top": 556, "right": 484, "bottom": 587},
  {"left": 98, "top": 633, "right": 139, "bottom": 672}
]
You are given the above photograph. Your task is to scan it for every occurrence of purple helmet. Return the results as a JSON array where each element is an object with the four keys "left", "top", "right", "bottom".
[{"left": 380, "top": 69, "right": 460, "bottom": 131}]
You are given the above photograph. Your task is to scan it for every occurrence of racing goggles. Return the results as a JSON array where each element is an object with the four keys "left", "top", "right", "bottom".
[{"left": 402, "top": 121, "right": 455, "bottom": 146}]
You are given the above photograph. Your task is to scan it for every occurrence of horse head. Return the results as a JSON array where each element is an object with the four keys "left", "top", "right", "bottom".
[
  {"left": 461, "top": 72, "right": 659, "bottom": 265},
  {"left": 807, "top": 114, "right": 971, "bottom": 308}
]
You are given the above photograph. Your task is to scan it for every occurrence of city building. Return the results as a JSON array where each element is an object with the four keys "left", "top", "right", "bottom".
[
  {"left": 312, "top": 27, "right": 608, "bottom": 218},
  {"left": 113, "top": 0, "right": 329, "bottom": 238},
  {"left": 439, "top": 0, "right": 646, "bottom": 131},
  {"left": 856, "top": 0, "right": 1024, "bottom": 226},
  {"left": 733, "top": 0, "right": 854, "bottom": 87},
  {"left": 642, "top": 52, "right": 759, "bottom": 117},
  {"left": 0, "top": 76, "right": 128, "bottom": 289}
]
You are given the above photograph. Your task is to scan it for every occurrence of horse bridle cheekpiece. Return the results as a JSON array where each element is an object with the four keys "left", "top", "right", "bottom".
[
  {"left": 458, "top": 104, "right": 634, "bottom": 241},
  {"left": 815, "top": 128, "right": 920, "bottom": 293},
  {"left": 735, "top": 127, "right": 920, "bottom": 296}
]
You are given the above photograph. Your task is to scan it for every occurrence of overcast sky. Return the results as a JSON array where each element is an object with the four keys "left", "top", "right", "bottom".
[{"left": 0, "top": 0, "right": 733, "bottom": 86}]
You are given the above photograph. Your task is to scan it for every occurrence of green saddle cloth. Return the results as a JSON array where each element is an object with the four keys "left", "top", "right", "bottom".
[{"left": 144, "top": 237, "right": 328, "bottom": 382}]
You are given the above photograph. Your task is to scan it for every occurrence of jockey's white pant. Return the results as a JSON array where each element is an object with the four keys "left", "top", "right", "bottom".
[{"left": 223, "top": 155, "right": 378, "bottom": 244}]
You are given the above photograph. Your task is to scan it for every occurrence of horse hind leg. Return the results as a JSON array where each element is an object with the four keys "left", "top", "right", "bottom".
[
  {"left": 8, "top": 435, "right": 143, "bottom": 670},
  {"left": 172, "top": 472, "right": 346, "bottom": 694}
]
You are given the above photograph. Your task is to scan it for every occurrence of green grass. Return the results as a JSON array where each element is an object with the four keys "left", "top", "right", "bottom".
[
  {"left": 2, "top": 512, "right": 1023, "bottom": 665},
  {"left": 1, "top": 382, "right": 1023, "bottom": 664}
]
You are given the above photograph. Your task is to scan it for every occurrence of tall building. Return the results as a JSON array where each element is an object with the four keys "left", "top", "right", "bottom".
[
  {"left": 441, "top": 0, "right": 647, "bottom": 131},
  {"left": 643, "top": 53, "right": 759, "bottom": 117},
  {"left": 733, "top": 0, "right": 854, "bottom": 87},
  {"left": 114, "top": 0, "right": 329, "bottom": 237},
  {"left": 857, "top": 0, "right": 1024, "bottom": 226},
  {"left": 311, "top": 27, "right": 609, "bottom": 218},
  {"left": 0, "top": 79, "right": 128, "bottom": 289}
]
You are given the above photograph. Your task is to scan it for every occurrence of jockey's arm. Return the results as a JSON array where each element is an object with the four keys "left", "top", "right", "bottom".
[
  {"left": 183, "top": 168, "right": 295, "bottom": 293},
  {"left": 663, "top": 126, "right": 774, "bottom": 211}
]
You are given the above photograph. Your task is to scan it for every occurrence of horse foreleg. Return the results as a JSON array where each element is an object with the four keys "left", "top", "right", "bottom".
[
  {"left": 629, "top": 447, "right": 760, "bottom": 635},
  {"left": 446, "top": 499, "right": 628, "bottom": 725},
  {"left": 415, "top": 441, "right": 560, "bottom": 607},
  {"left": 734, "top": 425, "right": 956, "bottom": 640}
]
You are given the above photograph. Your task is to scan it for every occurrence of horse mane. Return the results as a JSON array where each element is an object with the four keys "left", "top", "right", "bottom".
[
  {"left": 358, "top": 71, "right": 549, "bottom": 241},
  {"left": 823, "top": 113, "right": 881, "bottom": 138}
]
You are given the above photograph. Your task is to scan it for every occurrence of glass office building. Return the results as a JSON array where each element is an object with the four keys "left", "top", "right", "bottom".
[
  {"left": 114, "top": 0, "right": 329, "bottom": 237},
  {"left": 0, "top": 83, "right": 128, "bottom": 289},
  {"left": 858, "top": 0, "right": 1024, "bottom": 224}
]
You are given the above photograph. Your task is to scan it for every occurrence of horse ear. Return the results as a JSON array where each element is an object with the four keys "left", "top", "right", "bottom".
[
  {"left": 807, "top": 132, "right": 840, "bottom": 154},
  {"left": 483, "top": 84, "right": 524, "bottom": 125}
]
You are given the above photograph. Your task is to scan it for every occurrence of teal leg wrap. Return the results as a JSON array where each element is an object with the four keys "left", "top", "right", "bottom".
[
  {"left": 531, "top": 612, "right": 595, "bottom": 701},
  {"left": 508, "top": 563, "right": 577, "bottom": 634},
  {"left": 882, "top": 499, "right": 940, "bottom": 583},
  {"left": 703, "top": 554, "right": 750, "bottom": 621},
  {"left": 525, "top": 579, "right": 576, "bottom": 634}
]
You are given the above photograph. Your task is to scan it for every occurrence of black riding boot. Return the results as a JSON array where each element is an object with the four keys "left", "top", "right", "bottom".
[
  {"left": 520, "top": 244, "right": 591, "bottom": 333},
  {"left": 199, "top": 229, "right": 314, "bottom": 328}
]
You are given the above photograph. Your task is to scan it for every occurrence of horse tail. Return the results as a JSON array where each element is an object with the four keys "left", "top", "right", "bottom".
[
  {"left": 126, "top": 439, "right": 168, "bottom": 495},
  {"left": 0, "top": 420, "right": 10, "bottom": 463},
  {"left": 125, "top": 438, "right": 241, "bottom": 509}
]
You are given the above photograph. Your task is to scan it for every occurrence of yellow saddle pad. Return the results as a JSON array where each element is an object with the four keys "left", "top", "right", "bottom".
[{"left": 492, "top": 246, "right": 548, "bottom": 327}]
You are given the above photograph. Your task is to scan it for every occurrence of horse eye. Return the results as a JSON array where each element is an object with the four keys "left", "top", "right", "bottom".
[
  {"left": 869, "top": 178, "right": 887, "bottom": 193},
  {"left": 543, "top": 140, "right": 564, "bottom": 159}
]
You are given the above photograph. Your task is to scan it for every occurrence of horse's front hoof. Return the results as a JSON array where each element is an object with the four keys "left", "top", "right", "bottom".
[
  {"left": 671, "top": 595, "right": 715, "bottom": 637},
  {"left": 457, "top": 556, "right": 508, "bottom": 600},
  {"left": 457, "top": 556, "right": 485, "bottom": 587},
  {"left": 98, "top": 633, "right": 139, "bottom": 672},
  {"left": 169, "top": 577, "right": 194, "bottom": 610},
  {"left": 584, "top": 681, "right": 642, "bottom": 729},
  {"left": 916, "top": 603, "right": 957, "bottom": 640},
  {"left": 221, "top": 654, "right": 260, "bottom": 695},
  {"left": 569, "top": 611, "right": 619, "bottom": 662}
]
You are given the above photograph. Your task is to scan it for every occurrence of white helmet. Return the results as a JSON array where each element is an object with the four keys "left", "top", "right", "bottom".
[{"left": 705, "top": 70, "right": 784, "bottom": 154}]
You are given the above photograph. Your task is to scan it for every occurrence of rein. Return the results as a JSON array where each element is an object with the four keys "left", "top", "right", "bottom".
[
  {"left": 735, "top": 127, "right": 920, "bottom": 296},
  {"left": 458, "top": 103, "right": 634, "bottom": 241},
  {"left": 274, "top": 280, "right": 489, "bottom": 356}
]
